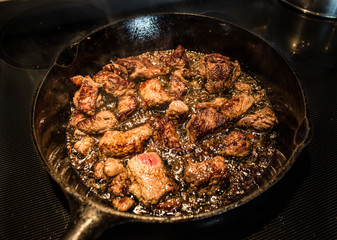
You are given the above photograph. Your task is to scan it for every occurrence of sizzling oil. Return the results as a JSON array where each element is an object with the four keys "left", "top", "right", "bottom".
[{"left": 66, "top": 49, "right": 277, "bottom": 217}]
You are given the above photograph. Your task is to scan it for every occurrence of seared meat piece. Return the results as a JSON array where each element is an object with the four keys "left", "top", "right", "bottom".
[
  {"left": 237, "top": 107, "right": 278, "bottom": 131},
  {"left": 234, "top": 81, "right": 252, "bottom": 93},
  {"left": 220, "top": 92, "right": 254, "bottom": 120},
  {"left": 69, "top": 113, "right": 86, "bottom": 127},
  {"left": 220, "top": 130, "right": 250, "bottom": 157},
  {"left": 166, "top": 100, "right": 189, "bottom": 120},
  {"left": 198, "top": 53, "right": 241, "bottom": 93},
  {"left": 116, "top": 57, "right": 170, "bottom": 80},
  {"left": 99, "top": 123, "right": 153, "bottom": 157},
  {"left": 70, "top": 75, "right": 91, "bottom": 86},
  {"left": 253, "top": 89, "right": 266, "bottom": 103},
  {"left": 77, "top": 110, "right": 119, "bottom": 134},
  {"left": 94, "top": 161, "right": 107, "bottom": 180},
  {"left": 104, "top": 158, "right": 126, "bottom": 177},
  {"left": 185, "top": 156, "right": 230, "bottom": 192},
  {"left": 73, "top": 136, "right": 93, "bottom": 156},
  {"left": 112, "top": 197, "right": 135, "bottom": 212},
  {"left": 162, "top": 45, "right": 190, "bottom": 68},
  {"left": 156, "top": 197, "right": 182, "bottom": 212},
  {"left": 74, "top": 129, "right": 86, "bottom": 136},
  {"left": 102, "top": 62, "right": 128, "bottom": 77},
  {"left": 109, "top": 173, "right": 130, "bottom": 196},
  {"left": 153, "top": 116, "right": 182, "bottom": 152},
  {"left": 168, "top": 70, "right": 188, "bottom": 100},
  {"left": 93, "top": 70, "right": 135, "bottom": 97},
  {"left": 92, "top": 70, "right": 110, "bottom": 85},
  {"left": 196, "top": 97, "right": 227, "bottom": 111},
  {"left": 179, "top": 67, "right": 199, "bottom": 79},
  {"left": 138, "top": 78, "right": 172, "bottom": 108},
  {"left": 73, "top": 76, "right": 100, "bottom": 115},
  {"left": 187, "top": 108, "right": 229, "bottom": 143},
  {"left": 96, "top": 94, "right": 103, "bottom": 108},
  {"left": 127, "top": 152, "right": 177, "bottom": 205},
  {"left": 116, "top": 95, "right": 139, "bottom": 121}
]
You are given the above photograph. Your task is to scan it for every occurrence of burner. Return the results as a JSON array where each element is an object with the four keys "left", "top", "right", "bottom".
[{"left": 0, "top": 2, "right": 109, "bottom": 69}]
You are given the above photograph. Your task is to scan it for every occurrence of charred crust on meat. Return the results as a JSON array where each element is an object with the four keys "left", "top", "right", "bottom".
[
  {"left": 116, "top": 95, "right": 139, "bottom": 121},
  {"left": 187, "top": 108, "right": 229, "bottom": 144},
  {"left": 138, "top": 78, "right": 172, "bottom": 109},
  {"left": 73, "top": 77, "right": 100, "bottom": 116},
  {"left": 220, "top": 130, "right": 251, "bottom": 157},
  {"left": 152, "top": 115, "right": 183, "bottom": 152},
  {"left": 197, "top": 53, "right": 241, "bottom": 94},
  {"left": 161, "top": 45, "right": 190, "bottom": 69},
  {"left": 76, "top": 110, "right": 120, "bottom": 135},
  {"left": 102, "top": 62, "right": 129, "bottom": 78},
  {"left": 236, "top": 107, "right": 278, "bottom": 131},
  {"left": 116, "top": 57, "right": 171, "bottom": 80},
  {"left": 184, "top": 156, "right": 230, "bottom": 194},
  {"left": 168, "top": 70, "right": 188, "bottom": 100}
]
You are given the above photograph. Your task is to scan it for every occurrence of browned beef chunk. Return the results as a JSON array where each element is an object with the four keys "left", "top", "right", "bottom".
[
  {"left": 109, "top": 173, "right": 130, "bottom": 196},
  {"left": 168, "top": 70, "right": 188, "bottom": 100},
  {"left": 127, "top": 152, "right": 177, "bottom": 205},
  {"left": 94, "top": 161, "right": 107, "bottom": 180},
  {"left": 112, "top": 197, "right": 135, "bottom": 212},
  {"left": 104, "top": 158, "right": 126, "bottom": 177},
  {"left": 162, "top": 45, "right": 190, "bottom": 68},
  {"left": 198, "top": 53, "right": 241, "bottom": 93},
  {"left": 92, "top": 70, "right": 111, "bottom": 85},
  {"left": 234, "top": 81, "right": 252, "bottom": 93},
  {"left": 220, "top": 92, "right": 254, "bottom": 120},
  {"left": 138, "top": 78, "right": 171, "bottom": 108},
  {"left": 187, "top": 108, "right": 229, "bottom": 144},
  {"left": 116, "top": 95, "right": 139, "bottom": 121},
  {"left": 73, "top": 76, "right": 100, "bottom": 115},
  {"left": 220, "top": 130, "right": 250, "bottom": 157},
  {"left": 73, "top": 136, "right": 94, "bottom": 156},
  {"left": 93, "top": 70, "right": 135, "bottom": 97},
  {"left": 116, "top": 57, "right": 170, "bottom": 80},
  {"left": 73, "top": 129, "right": 86, "bottom": 137},
  {"left": 156, "top": 197, "right": 182, "bottom": 212},
  {"left": 96, "top": 94, "right": 103, "bottom": 108},
  {"left": 166, "top": 100, "right": 189, "bottom": 120},
  {"left": 153, "top": 116, "right": 182, "bottom": 152},
  {"left": 76, "top": 110, "right": 119, "bottom": 134},
  {"left": 185, "top": 156, "right": 230, "bottom": 192},
  {"left": 179, "top": 67, "right": 200, "bottom": 79},
  {"left": 70, "top": 75, "right": 91, "bottom": 86},
  {"left": 253, "top": 89, "right": 266, "bottom": 103},
  {"left": 99, "top": 123, "right": 153, "bottom": 157},
  {"left": 102, "top": 62, "right": 128, "bottom": 77},
  {"left": 196, "top": 97, "right": 228, "bottom": 111},
  {"left": 69, "top": 113, "right": 86, "bottom": 127},
  {"left": 237, "top": 107, "right": 278, "bottom": 131}
]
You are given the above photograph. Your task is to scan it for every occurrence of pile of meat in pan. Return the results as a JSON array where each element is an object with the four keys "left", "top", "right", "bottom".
[{"left": 67, "top": 45, "right": 278, "bottom": 216}]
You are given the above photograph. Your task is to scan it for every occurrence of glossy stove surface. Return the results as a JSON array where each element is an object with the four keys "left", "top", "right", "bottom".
[{"left": 1, "top": 0, "right": 336, "bottom": 239}]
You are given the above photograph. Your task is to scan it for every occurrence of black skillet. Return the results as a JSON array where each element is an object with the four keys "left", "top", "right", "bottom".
[{"left": 32, "top": 13, "right": 311, "bottom": 240}]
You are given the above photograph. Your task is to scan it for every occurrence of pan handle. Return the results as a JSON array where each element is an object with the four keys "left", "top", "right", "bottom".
[{"left": 63, "top": 193, "right": 130, "bottom": 240}]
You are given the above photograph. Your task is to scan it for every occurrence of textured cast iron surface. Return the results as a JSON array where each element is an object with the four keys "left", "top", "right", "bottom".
[{"left": 1, "top": 0, "right": 337, "bottom": 239}]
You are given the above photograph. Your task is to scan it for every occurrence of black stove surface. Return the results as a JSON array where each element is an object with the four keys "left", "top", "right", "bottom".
[{"left": 1, "top": 0, "right": 336, "bottom": 239}]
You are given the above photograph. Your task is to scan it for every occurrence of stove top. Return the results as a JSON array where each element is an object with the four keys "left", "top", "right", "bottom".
[{"left": 1, "top": 0, "right": 336, "bottom": 239}]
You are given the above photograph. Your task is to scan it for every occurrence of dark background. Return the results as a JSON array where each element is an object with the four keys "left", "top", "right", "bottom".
[{"left": 1, "top": 0, "right": 336, "bottom": 239}]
